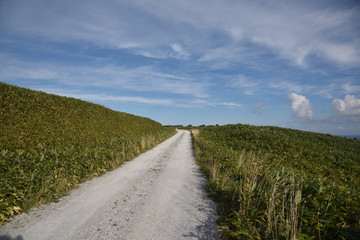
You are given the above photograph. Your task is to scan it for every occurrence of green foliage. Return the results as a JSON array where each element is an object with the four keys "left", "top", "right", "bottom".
[
  {"left": 0, "top": 82, "right": 175, "bottom": 225},
  {"left": 191, "top": 124, "right": 360, "bottom": 239}
]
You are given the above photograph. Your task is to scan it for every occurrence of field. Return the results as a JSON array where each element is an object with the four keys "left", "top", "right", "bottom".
[
  {"left": 191, "top": 124, "right": 360, "bottom": 239},
  {"left": 0, "top": 82, "right": 175, "bottom": 226},
  {"left": 2, "top": 81, "right": 360, "bottom": 239}
]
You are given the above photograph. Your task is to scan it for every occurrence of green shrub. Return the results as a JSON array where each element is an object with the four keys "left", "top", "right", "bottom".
[
  {"left": 0, "top": 82, "right": 175, "bottom": 225},
  {"left": 191, "top": 124, "right": 360, "bottom": 239}
]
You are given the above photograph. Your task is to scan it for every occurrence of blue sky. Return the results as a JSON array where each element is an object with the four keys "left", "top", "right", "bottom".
[{"left": 1, "top": 0, "right": 360, "bottom": 135}]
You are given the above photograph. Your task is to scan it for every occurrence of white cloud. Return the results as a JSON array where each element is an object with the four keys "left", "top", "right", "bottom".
[
  {"left": 318, "top": 43, "right": 360, "bottom": 67},
  {"left": 0, "top": 55, "right": 208, "bottom": 98},
  {"left": 197, "top": 46, "right": 256, "bottom": 70},
  {"left": 2, "top": 0, "right": 359, "bottom": 68},
  {"left": 31, "top": 87, "right": 243, "bottom": 109},
  {"left": 288, "top": 93, "right": 313, "bottom": 119},
  {"left": 136, "top": 44, "right": 191, "bottom": 60},
  {"left": 136, "top": 50, "right": 169, "bottom": 59},
  {"left": 170, "top": 43, "right": 190, "bottom": 60},
  {"left": 333, "top": 95, "right": 360, "bottom": 121},
  {"left": 54, "top": 92, "right": 174, "bottom": 106},
  {"left": 229, "top": 75, "right": 259, "bottom": 95},
  {"left": 198, "top": 46, "right": 234, "bottom": 62},
  {"left": 342, "top": 83, "right": 360, "bottom": 94},
  {"left": 313, "top": 83, "right": 336, "bottom": 99},
  {"left": 142, "top": 0, "right": 360, "bottom": 68},
  {"left": 243, "top": 3, "right": 360, "bottom": 68},
  {"left": 220, "top": 102, "right": 242, "bottom": 108},
  {"left": 269, "top": 81, "right": 314, "bottom": 94},
  {"left": 231, "top": 75, "right": 256, "bottom": 87}
]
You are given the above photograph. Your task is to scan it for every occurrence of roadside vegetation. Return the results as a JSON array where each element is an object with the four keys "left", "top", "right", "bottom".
[
  {"left": 190, "top": 124, "right": 360, "bottom": 239},
  {"left": 0, "top": 82, "right": 175, "bottom": 226}
]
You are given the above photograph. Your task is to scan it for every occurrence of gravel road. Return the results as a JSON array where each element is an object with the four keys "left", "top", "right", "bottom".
[{"left": 0, "top": 130, "right": 220, "bottom": 240}]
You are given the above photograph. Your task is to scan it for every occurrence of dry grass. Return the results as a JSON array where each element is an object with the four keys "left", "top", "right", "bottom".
[
  {"left": 191, "top": 129, "right": 200, "bottom": 138},
  {"left": 192, "top": 129, "right": 303, "bottom": 239}
]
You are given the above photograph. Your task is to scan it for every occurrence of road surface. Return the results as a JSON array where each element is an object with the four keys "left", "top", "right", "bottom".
[{"left": 0, "top": 130, "right": 219, "bottom": 240}]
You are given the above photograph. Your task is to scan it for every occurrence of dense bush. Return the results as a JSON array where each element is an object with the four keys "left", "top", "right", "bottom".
[
  {"left": 191, "top": 124, "right": 360, "bottom": 239},
  {"left": 0, "top": 82, "right": 175, "bottom": 225}
]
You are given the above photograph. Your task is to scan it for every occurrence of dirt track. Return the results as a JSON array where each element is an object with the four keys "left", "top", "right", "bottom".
[{"left": 0, "top": 130, "right": 219, "bottom": 240}]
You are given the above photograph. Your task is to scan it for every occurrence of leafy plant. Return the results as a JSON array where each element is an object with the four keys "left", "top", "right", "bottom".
[
  {"left": 190, "top": 124, "right": 360, "bottom": 239},
  {"left": 0, "top": 82, "right": 175, "bottom": 226}
]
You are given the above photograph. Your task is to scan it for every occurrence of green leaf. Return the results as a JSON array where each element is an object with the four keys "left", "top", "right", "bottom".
[
  {"left": 319, "top": 185, "right": 323, "bottom": 194},
  {"left": 295, "top": 190, "right": 302, "bottom": 205}
]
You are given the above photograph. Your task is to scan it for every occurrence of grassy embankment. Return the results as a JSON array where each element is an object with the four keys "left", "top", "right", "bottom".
[
  {"left": 191, "top": 124, "right": 360, "bottom": 239},
  {"left": 0, "top": 82, "right": 175, "bottom": 226}
]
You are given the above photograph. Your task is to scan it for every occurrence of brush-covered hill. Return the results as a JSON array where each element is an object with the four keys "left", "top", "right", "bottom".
[
  {"left": 0, "top": 82, "right": 175, "bottom": 225},
  {"left": 191, "top": 124, "right": 360, "bottom": 239}
]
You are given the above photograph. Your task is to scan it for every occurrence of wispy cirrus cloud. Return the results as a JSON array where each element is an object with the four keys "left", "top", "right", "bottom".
[
  {"left": 268, "top": 78, "right": 357, "bottom": 100},
  {"left": 197, "top": 46, "right": 247, "bottom": 69},
  {"left": 35, "top": 89, "right": 175, "bottom": 106},
  {"left": 227, "top": 75, "right": 259, "bottom": 96},
  {"left": 0, "top": 55, "right": 209, "bottom": 98},
  {"left": 268, "top": 81, "right": 314, "bottom": 94},
  {"left": 30, "top": 87, "right": 243, "bottom": 109},
  {"left": 1, "top": 0, "right": 359, "bottom": 133},
  {"left": 342, "top": 83, "right": 360, "bottom": 94},
  {"left": 2, "top": 0, "right": 359, "bottom": 68},
  {"left": 220, "top": 102, "right": 242, "bottom": 108},
  {"left": 147, "top": 0, "right": 360, "bottom": 68},
  {"left": 170, "top": 43, "right": 191, "bottom": 60},
  {"left": 137, "top": 43, "right": 190, "bottom": 60}
]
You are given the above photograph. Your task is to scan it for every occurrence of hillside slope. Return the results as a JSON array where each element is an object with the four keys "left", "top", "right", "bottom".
[
  {"left": 191, "top": 124, "right": 360, "bottom": 239},
  {"left": 0, "top": 82, "right": 175, "bottom": 225}
]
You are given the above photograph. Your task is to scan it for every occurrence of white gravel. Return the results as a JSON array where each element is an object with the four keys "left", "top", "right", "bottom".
[{"left": 0, "top": 130, "right": 220, "bottom": 240}]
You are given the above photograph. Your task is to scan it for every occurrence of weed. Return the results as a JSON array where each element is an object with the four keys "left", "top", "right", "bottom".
[
  {"left": 191, "top": 124, "right": 360, "bottom": 239},
  {"left": 0, "top": 82, "right": 176, "bottom": 226}
]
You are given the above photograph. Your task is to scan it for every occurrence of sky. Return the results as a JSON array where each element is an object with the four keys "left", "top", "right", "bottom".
[{"left": 1, "top": 0, "right": 360, "bottom": 135}]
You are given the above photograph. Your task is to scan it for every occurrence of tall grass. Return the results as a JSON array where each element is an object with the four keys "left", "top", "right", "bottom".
[
  {"left": 0, "top": 82, "right": 175, "bottom": 225},
  {"left": 191, "top": 124, "right": 360, "bottom": 239}
]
